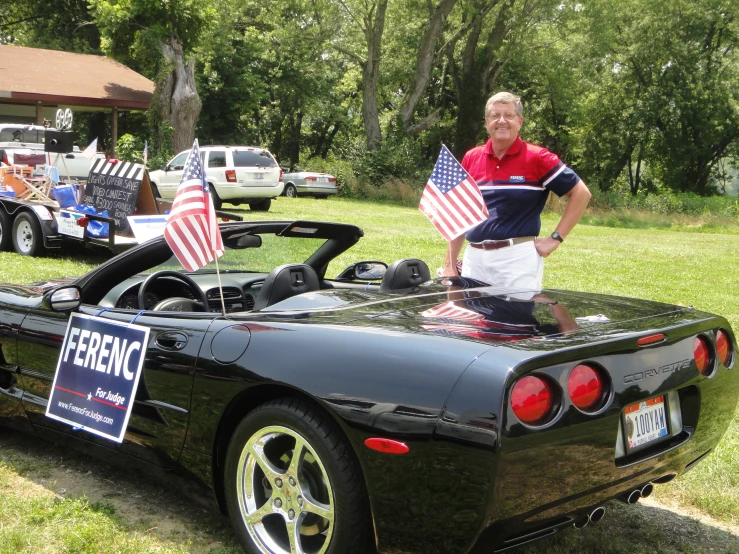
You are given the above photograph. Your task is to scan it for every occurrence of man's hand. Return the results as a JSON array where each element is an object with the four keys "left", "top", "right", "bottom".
[{"left": 534, "top": 236, "right": 560, "bottom": 258}]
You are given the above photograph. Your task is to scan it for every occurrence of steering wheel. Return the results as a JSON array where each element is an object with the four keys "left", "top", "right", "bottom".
[{"left": 137, "top": 270, "right": 209, "bottom": 312}]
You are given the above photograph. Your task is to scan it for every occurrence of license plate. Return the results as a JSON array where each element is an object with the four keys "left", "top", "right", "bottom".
[
  {"left": 254, "top": 173, "right": 264, "bottom": 180},
  {"left": 318, "top": 177, "right": 328, "bottom": 182},
  {"left": 623, "top": 396, "right": 669, "bottom": 451}
]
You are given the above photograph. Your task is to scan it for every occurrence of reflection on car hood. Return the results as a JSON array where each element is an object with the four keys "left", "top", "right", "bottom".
[{"left": 260, "top": 280, "right": 711, "bottom": 349}]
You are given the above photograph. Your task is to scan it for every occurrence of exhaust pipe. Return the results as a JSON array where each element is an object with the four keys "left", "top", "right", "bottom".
[
  {"left": 573, "top": 515, "right": 589, "bottom": 529},
  {"left": 640, "top": 483, "right": 654, "bottom": 499},
  {"left": 589, "top": 506, "right": 606, "bottom": 524},
  {"left": 618, "top": 489, "right": 642, "bottom": 504}
]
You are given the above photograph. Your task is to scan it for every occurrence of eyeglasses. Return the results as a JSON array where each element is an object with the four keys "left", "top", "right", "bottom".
[{"left": 487, "top": 112, "right": 519, "bottom": 122}]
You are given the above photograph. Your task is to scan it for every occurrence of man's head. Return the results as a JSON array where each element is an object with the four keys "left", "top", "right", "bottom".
[{"left": 484, "top": 92, "right": 523, "bottom": 149}]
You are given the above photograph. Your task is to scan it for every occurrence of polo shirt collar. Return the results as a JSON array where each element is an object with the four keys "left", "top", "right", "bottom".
[{"left": 484, "top": 136, "right": 523, "bottom": 159}]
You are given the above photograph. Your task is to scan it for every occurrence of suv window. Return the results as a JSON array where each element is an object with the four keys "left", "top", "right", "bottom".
[
  {"left": 0, "top": 127, "right": 45, "bottom": 143},
  {"left": 169, "top": 152, "right": 189, "bottom": 170},
  {"left": 208, "top": 150, "right": 227, "bottom": 168},
  {"left": 233, "top": 150, "right": 277, "bottom": 168}
]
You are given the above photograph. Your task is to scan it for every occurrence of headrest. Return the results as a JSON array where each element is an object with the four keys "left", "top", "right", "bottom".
[
  {"left": 253, "top": 264, "right": 320, "bottom": 311},
  {"left": 380, "top": 258, "right": 431, "bottom": 291}
]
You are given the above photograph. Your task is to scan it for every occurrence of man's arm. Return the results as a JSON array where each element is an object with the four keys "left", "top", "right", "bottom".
[
  {"left": 535, "top": 180, "right": 591, "bottom": 258},
  {"left": 443, "top": 234, "right": 466, "bottom": 276}
]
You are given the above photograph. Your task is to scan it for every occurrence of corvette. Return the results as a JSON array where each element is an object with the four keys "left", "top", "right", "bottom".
[{"left": 0, "top": 219, "right": 737, "bottom": 554}]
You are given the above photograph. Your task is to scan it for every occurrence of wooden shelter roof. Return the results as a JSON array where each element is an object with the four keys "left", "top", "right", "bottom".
[{"left": 0, "top": 45, "right": 154, "bottom": 110}]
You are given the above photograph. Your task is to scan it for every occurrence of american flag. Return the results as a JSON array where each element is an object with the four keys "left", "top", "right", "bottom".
[
  {"left": 142, "top": 141, "right": 148, "bottom": 166},
  {"left": 419, "top": 145, "right": 489, "bottom": 241},
  {"left": 81, "top": 138, "right": 98, "bottom": 160},
  {"left": 163, "top": 139, "right": 224, "bottom": 271}
]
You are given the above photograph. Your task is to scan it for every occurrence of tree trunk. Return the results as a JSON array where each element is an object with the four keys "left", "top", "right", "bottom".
[
  {"left": 158, "top": 35, "right": 202, "bottom": 154},
  {"left": 361, "top": 0, "right": 388, "bottom": 150}
]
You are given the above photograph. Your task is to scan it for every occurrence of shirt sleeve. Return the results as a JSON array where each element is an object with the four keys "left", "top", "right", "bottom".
[{"left": 537, "top": 148, "right": 580, "bottom": 197}]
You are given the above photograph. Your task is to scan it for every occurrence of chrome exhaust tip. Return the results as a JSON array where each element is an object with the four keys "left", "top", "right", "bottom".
[
  {"left": 589, "top": 506, "right": 606, "bottom": 524},
  {"left": 619, "top": 489, "right": 641, "bottom": 504},
  {"left": 573, "top": 515, "right": 590, "bottom": 529},
  {"left": 640, "top": 483, "right": 654, "bottom": 499}
]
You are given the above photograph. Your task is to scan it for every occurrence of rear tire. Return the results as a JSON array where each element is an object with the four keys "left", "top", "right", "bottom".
[
  {"left": 0, "top": 210, "right": 12, "bottom": 251},
  {"left": 224, "top": 398, "right": 372, "bottom": 554},
  {"left": 250, "top": 198, "right": 271, "bottom": 212},
  {"left": 210, "top": 186, "right": 223, "bottom": 210},
  {"left": 12, "top": 212, "right": 43, "bottom": 256},
  {"left": 285, "top": 184, "right": 298, "bottom": 198}
]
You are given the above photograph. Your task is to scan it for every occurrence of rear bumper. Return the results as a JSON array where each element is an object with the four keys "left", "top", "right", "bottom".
[
  {"left": 215, "top": 181, "right": 284, "bottom": 200},
  {"left": 294, "top": 183, "right": 337, "bottom": 195}
]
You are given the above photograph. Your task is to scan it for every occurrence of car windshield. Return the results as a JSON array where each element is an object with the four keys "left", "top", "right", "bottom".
[
  {"left": 0, "top": 128, "right": 45, "bottom": 143},
  {"left": 232, "top": 150, "right": 277, "bottom": 168},
  {"left": 143, "top": 233, "right": 327, "bottom": 274}
]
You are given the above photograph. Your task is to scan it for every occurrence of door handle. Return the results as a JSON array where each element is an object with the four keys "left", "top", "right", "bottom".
[{"left": 155, "top": 332, "right": 188, "bottom": 350}]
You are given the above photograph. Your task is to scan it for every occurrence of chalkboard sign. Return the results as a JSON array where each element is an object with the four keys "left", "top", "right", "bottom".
[{"left": 83, "top": 160, "right": 159, "bottom": 236}]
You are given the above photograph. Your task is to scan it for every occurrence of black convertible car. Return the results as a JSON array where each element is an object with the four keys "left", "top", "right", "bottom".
[{"left": 0, "top": 219, "right": 737, "bottom": 554}]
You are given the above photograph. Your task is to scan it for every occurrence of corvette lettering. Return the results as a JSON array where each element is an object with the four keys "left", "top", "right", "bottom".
[{"left": 623, "top": 359, "right": 691, "bottom": 383}]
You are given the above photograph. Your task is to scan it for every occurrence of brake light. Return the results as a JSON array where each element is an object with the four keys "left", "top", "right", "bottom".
[
  {"left": 225, "top": 169, "right": 236, "bottom": 182},
  {"left": 279, "top": 169, "right": 283, "bottom": 182},
  {"left": 716, "top": 330, "right": 732, "bottom": 366},
  {"left": 328, "top": 177, "right": 336, "bottom": 182},
  {"left": 511, "top": 375, "right": 554, "bottom": 425},
  {"left": 305, "top": 176, "right": 317, "bottom": 181},
  {"left": 694, "top": 336, "right": 712, "bottom": 375},
  {"left": 568, "top": 364, "right": 605, "bottom": 412},
  {"left": 2, "top": 152, "right": 8, "bottom": 165}
]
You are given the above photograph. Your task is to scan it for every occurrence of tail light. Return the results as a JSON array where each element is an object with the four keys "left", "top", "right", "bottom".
[
  {"left": 305, "top": 176, "right": 317, "bottom": 181},
  {"left": 511, "top": 375, "right": 556, "bottom": 425},
  {"left": 328, "top": 177, "right": 336, "bottom": 182},
  {"left": 2, "top": 152, "right": 8, "bottom": 165},
  {"left": 694, "top": 336, "right": 713, "bottom": 375},
  {"left": 279, "top": 168, "right": 283, "bottom": 182},
  {"left": 716, "top": 329, "right": 733, "bottom": 367},
  {"left": 225, "top": 169, "right": 237, "bottom": 182},
  {"left": 568, "top": 364, "right": 607, "bottom": 412}
]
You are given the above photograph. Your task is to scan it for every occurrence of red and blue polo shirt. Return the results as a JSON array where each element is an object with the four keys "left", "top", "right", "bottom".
[{"left": 462, "top": 136, "right": 580, "bottom": 242}]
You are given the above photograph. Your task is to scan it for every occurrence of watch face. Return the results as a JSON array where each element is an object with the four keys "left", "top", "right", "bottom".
[{"left": 551, "top": 232, "right": 564, "bottom": 242}]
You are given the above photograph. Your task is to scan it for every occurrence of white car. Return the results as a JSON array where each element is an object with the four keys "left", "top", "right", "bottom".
[
  {"left": 281, "top": 168, "right": 338, "bottom": 198},
  {"left": 149, "top": 146, "right": 283, "bottom": 211}
]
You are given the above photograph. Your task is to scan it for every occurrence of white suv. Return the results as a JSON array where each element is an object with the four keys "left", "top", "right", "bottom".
[{"left": 149, "top": 145, "right": 283, "bottom": 211}]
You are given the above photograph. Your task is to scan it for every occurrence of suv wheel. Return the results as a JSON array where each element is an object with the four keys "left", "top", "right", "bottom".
[
  {"left": 210, "top": 187, "right": 223, "bottom": 210},
  {"left": 250, "top": 198, "right": 271, "bottom": 212}
]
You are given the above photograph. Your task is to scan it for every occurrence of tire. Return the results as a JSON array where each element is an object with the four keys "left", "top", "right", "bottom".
[
  {"left": 12, "top": 212, "right": 43, "bottom": 256},
  {"left": 210, "top": 186, "right": 223, "bottom": 210},
  {"left": 224, "top": 398, "right": 372, "bottom": 554},
  {"left": 0, "top": 210, "right": 12, "bottom": 251},
  {"left": 250, "top": 198, "right": 271, "bottom": 212},
  {"left": 285, "top": 184, "right": 298, "bottom": 198}
]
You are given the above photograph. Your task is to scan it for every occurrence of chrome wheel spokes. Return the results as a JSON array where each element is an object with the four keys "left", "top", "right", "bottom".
[{"left": 236, "top": 425, "right": 335, "bottom": 554}]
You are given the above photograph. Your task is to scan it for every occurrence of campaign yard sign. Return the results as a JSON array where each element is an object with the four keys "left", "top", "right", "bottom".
[{"left": 46, "top": 313, "right": 149, "bottom": 443}]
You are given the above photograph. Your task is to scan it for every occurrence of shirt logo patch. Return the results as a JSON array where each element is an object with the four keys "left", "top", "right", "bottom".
[{"left": 509, "top": 176, "right": 525, "bottom": 182}]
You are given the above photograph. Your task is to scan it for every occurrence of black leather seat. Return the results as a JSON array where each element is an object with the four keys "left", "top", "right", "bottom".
[
  {"left": 253, "top": 264, "right": 320, "bottom": 311},
  {"left": 380, "top": 258, "right": 431, "bottom": 292}
]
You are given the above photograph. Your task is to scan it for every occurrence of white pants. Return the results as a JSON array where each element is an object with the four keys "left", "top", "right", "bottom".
[{"left": 462, "top": 241, "right": 543, "bottom": 294}]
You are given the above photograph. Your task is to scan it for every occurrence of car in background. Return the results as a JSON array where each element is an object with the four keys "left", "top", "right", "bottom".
[
  {"left": 281, "top": 167, "right": 338, "bottom": 198},
  {"left": 149, "top": 145, "right": 283, "bottom": 211}
]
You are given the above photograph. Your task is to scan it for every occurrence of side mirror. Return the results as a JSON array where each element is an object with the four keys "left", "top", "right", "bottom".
[
  {"left": 43, "top": 286, "right": 82, "bottom": 312},
  {"left": 161, "top": 164, "right": 169, "bottom": 171},
  {"left": 355, "top": 261, "right": 387, "bottom": 280}
]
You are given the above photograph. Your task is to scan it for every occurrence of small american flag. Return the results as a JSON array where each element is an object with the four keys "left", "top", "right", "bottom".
[
  {"left": 81, "top": 138, "right": 98, "bottom": 160},
  {"left": 164, "top": 139, "right": 224, "bottom": 271},
  {"left": 419, "top": 145, "right": 488, "bottom": 241},
  {"left": 142, "top": 141, "right": 148, "bottom": 166}
]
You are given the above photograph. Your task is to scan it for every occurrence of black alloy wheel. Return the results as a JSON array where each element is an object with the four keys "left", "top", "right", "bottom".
[
  {"left": 224, "top": 398, "right": 372, "bottom": 554},
  {"left": 285, "top": 184, "right": 298, "bottom": 198},
  {"left": 250, "top": 198, "right": 272, "bottom": 212},
  {"left": 0, "top": 210, "right": 12, "bottom": 251},
  {"left": 12, "top": 212, "right": 42, "bottom": 256}
]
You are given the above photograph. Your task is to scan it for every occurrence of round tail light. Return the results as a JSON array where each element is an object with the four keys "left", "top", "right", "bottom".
[
  {"left": 511, "top": 375, "right": 555, "bottom": 425},
  {"left": 568, "top": 364, "right": 606, "bottom": 412},
  {"left": 716, "top": 330, "right": 732, "bottom": 367},
  {"left": 694, "top": 336, "right": 712, "bottom": 375}
]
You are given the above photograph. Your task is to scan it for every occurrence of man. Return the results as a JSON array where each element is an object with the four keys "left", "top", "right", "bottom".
[{"left": 444, "top": 92, "right": 591, "bottom": 291}]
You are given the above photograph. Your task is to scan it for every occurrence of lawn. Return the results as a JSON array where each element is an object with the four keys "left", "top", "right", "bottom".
[{"left": 0, "top": 195, "right": 737, "bottom": 552}]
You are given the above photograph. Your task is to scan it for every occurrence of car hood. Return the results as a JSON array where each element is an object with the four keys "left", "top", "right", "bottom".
[{"left": 259, "top": 281, "right": 713, "bottom": 350}]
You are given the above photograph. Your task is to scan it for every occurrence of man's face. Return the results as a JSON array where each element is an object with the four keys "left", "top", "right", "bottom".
[{"left": 485, "top": 102, "right": 522, "bottom": 146}]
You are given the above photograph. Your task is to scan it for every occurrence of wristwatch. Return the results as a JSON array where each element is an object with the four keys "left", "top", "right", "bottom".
[{"left": 551, "top": 231, "right": 564, "bottom": 243}]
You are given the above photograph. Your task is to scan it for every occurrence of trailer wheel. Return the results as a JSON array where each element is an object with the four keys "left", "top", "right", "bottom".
[
  {"left": 0, "top": 210, "right": 11, "bottom": 251},
  {"left": 12, "top": 212, "right": 43, "bottom": 256}
]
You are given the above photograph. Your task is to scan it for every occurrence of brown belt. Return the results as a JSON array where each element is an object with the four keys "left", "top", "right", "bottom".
[{"left": 469, "top": 236, "right": 536, "bottom": 250}]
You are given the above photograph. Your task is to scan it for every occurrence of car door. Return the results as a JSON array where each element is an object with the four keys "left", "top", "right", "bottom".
[
  {"left": 16, "top": 303, "right": 212, "bottom": 468},
  {"left": 158, "top": 151, "right": 189, "bottom": 199}
]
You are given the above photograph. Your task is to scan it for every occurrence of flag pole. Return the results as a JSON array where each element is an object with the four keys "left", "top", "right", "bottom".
[{"left": 214, "top": 253, "right": 227, "bottom": 316}]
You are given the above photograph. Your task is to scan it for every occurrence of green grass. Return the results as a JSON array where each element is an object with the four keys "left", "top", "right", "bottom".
[{"left": 1, "top": 195, "right": 738, "bottom": 551}]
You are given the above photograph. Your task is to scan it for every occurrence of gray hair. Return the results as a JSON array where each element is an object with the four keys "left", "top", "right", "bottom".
[{"left": 485, "top": 92, "right": 523, "bottom": 118}]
